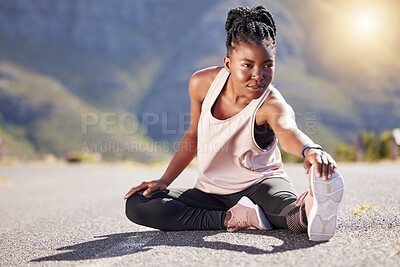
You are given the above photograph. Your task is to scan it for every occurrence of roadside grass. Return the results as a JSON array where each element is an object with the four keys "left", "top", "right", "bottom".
[
  {"left": 391, "top": 245, "right": 400, "bottom": 257},
  {"left": 351, "top": 204, "right": 376, "bottom": 215}
]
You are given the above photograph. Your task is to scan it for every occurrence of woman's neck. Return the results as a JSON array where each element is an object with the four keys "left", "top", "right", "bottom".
[{"left": 225, "top": 77, "right": 252, "bottom": 106}]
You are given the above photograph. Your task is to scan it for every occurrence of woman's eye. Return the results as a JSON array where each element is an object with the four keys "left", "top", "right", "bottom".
[{"left": 265, "top": 64, "right": 273, "bottom": 68}]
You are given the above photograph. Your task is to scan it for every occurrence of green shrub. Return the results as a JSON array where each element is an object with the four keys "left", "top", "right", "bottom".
[
  {"left": 279, "top": 148, "right": 303, "bottom": 163},
  {"left": 334, "top": 142, "right": 355, "bottom": 161},
  {"left": 379, "top": 130, "right": 392, "bottom": 159},
  {"left": 66, "top": 151, "right": 101, "bottom": 163},
  {"left": 361, "top": 131, "right": 380, "bottom": 161}
]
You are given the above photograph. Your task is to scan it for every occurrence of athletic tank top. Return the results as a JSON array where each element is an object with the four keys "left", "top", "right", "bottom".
[
  {"left": 195, "top": 68, "right": 290, "bottom": 194},
  {"left": 212, "top": 101, "right": 275, "bottom": 149}
]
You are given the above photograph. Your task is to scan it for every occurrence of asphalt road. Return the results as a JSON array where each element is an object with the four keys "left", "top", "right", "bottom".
[{"left": 0, "top": 162, "right": 399, "bottom": 266}]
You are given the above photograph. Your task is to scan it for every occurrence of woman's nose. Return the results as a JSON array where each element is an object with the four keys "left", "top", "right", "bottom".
[{"left": 251, "top": 68, "right": 263, "bottom": 81}]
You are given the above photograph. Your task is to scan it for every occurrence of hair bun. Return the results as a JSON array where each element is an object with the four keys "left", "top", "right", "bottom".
[
  {"left": 225, "top": 7, "right": 249, "bottom": 33},
  {"left": 225, "top": 5, "right": 277, "bottom": 54}
]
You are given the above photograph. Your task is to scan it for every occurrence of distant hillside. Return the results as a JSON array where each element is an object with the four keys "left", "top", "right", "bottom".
[
  {"left": 0, "top": 62, "right": 157, "bottom": 161},
  {"left": 0, "top": 0, "right": 399, "bottom": 160}
]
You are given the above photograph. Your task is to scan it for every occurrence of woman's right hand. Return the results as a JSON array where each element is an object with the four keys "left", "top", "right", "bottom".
[{"left": 123, "top": 179, "right": 168, "bottom": 199}]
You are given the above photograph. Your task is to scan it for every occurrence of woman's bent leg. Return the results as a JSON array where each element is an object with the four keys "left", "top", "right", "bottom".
[
  {"left": 235, "top": 177, "right": 307, "bottom": 233},
  {"left": 125, "top": 189, "right": 228, "bottom": 231}
]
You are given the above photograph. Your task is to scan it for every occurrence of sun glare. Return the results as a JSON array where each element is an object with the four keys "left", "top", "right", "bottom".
[
  {"left": 314, "top": 0, "right": 398, "bottom": 77},
  {"left": 358, "top": 16, "right": 373, "bottom": 31},
  {"left": 354, "top": 13, "right": 377, "bottom": 34}
]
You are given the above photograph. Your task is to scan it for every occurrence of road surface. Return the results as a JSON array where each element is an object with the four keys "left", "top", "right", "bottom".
[{"left": 0, "top": 162, "right": 399, "bottom": 266}]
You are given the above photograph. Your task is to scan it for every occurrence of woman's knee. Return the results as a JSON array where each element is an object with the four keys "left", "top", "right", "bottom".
[
  {"left": 252, "top": 184, "right": 297, "bottom": 215},
  {"left": 125, "top": 193, "right": 148, "bottom": 224}
]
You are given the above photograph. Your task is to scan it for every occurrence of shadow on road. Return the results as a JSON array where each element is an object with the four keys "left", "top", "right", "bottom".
[{"left": 31, "top": 230, "right": 320, "bottom": 262}]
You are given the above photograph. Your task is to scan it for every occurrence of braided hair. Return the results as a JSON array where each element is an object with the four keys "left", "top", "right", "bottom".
[{"left": 225, "top": 6, "right": 277, "bottom": 55}]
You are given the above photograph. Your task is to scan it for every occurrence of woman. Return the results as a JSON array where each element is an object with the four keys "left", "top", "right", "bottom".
[{"left": 124, "top": 5, "right": 344, "bottom": 242}]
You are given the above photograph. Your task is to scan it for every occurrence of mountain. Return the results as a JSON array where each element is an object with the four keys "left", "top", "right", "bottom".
[
  {"left": 0, "top": 0, "right": 399, "bottom": 160},
  {"left": 0, "top": 62, "right": 158, "bottom": 161}
]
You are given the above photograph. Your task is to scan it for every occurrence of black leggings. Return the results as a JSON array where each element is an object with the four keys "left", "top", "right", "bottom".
[{"left": 125, "top": 177, "right": 307, "bottom": 232}]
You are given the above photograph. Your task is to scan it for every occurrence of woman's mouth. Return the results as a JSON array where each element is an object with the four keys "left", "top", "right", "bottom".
[{"left": 246, "top": 84, "right": 265, "bottom": 91}]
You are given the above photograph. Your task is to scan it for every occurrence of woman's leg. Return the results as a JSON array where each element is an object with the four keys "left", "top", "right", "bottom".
[
  {"left": 125, "top": 188, "right": 229, "bottom": 231},
  {"left": 226, "top": 170, "right": 344, "bottom": 241},
  {"left": 230, "top": 177, "right": 308, "bottom": 233}
]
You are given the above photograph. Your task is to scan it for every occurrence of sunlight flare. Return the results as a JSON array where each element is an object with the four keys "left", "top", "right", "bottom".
[
  {"left": 353, "top": 11, "right": 378, "bottom": 36},
  {"left": 356, "top": 15, "right": 375, "bottom": 32}
]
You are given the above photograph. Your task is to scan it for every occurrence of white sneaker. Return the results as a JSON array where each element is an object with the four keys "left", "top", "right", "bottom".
[{"left": 308, "top": 165, "right": 344, "bottom": 241}]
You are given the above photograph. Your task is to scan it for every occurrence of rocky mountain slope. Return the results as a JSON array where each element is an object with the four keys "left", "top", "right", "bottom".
[{"left": 0, "top": 0, "right": 399, "bottom": 160}]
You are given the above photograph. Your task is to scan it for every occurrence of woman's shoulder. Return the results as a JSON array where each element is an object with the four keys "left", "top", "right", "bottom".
[
  {"left": 192, "top": 66, "right": 223, "bottom": 81},
  {"left": 265, "top": 84, "right": 285, "bottom": 104},
  {"left": 189, "top": 66, "right": 224, "bottom": 102},
  {"left": 258, "top": 84, "right": 295, "bottom": 119}
]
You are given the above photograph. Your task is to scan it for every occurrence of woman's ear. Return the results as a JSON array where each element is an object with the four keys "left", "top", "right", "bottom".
[{"left": 223, "top": 56, "right": 231, "bottom": 73}]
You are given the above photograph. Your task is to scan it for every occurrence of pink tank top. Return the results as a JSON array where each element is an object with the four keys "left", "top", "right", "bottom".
[{"left": 195, "top": 68, "right": 290, "bottom": 194}]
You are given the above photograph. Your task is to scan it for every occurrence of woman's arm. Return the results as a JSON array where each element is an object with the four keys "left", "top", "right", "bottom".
[
  {"left": 155, "top": 72, "right": 205, "bottom": 188},
  {"left": 124, "top": 68, "right": 217, "bottom": 199},
  {"left": 260, "top": 88, "right": 337, "bottom": 179}
]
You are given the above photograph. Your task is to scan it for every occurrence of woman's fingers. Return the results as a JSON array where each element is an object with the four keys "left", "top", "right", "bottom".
[
  {"left": 123, "top": 182, "right": 149, "bottom": 199},
  {"left": 327, "top": 155, "right": 336, "bottom": 178},
  {"left": 304, "top": 150, "right": 339, "bottom": 181},
  {"left": 143, "top": 180, "right": 169, "bottom": 196},
  {"left": 331, "top": 157, "right": 338, "bottom": 173},
  {"left": 143, "top": 184, "right": 158, "bottom": 196},
  {"left": 124, "top": 179, "right": 168, "bottom": 199},
  {"left": 313, "top": 153, "right": 330, "bottom": 180},
  {"left": 303, "top": 160, "right": 312, "bottom": 174},
  {"left": 327, "top": 162, "right": 332, "bottom": 179},
  {"left": 315, "top": 154, "right": 322, "bottom": 178},
  {"left": 123, "top": 189, "right": 134, "bottom": 199},
  {"left": 123, "top": 188, "right": 137, "bottom": 199},
  {"left": 320, "top": 154, "right": 338, "bottom": 180},
  {"left": 321, "top": 153, "right": 329, "bottom": 180}
]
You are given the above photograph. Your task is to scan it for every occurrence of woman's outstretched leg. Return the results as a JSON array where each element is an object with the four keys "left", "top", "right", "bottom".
[{"left": 125, "top": 188, "right": 228, "bottom": 231}]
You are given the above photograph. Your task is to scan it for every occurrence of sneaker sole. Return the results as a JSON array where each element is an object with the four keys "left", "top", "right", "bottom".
[
  {"left": 238, "top": 196, "right": 273, "bottom": 230},
  {"left": 308, "top": 165, "right": 344, "bottom": 241}
]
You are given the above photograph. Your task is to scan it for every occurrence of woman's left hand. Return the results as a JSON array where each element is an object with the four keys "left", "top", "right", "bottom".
[{"left": 303, "top": 148, "right": 337, "bottom": 180}]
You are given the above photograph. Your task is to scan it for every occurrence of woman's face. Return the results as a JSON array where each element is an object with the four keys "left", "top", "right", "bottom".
[{"left": 224, "top": 40, "right": 275, "bottom": 100}]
